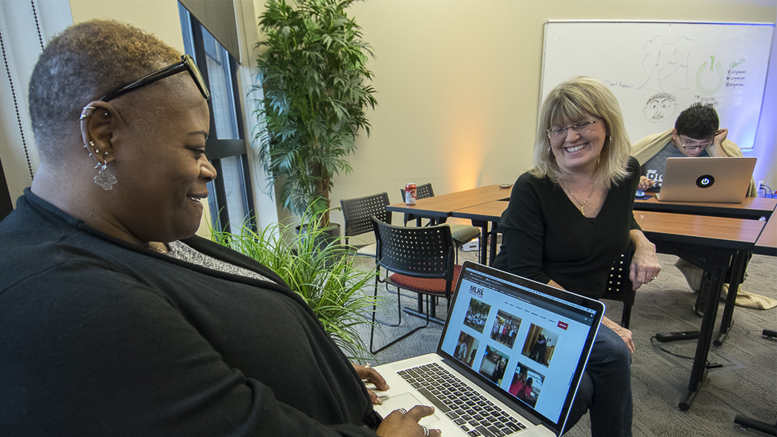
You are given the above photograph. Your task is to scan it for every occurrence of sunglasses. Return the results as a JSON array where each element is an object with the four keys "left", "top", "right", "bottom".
[{"left": 98, "top": 54, "right": 210, "bottom": 102}]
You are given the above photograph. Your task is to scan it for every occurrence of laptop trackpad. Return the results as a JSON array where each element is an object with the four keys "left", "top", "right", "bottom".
[{"left": 378, "top": 392, "right": 442, "bottom": 426}]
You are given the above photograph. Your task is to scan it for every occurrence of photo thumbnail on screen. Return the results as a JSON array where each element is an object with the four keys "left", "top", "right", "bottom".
[
  {"left": 463, "top": 298, "right": 491, "bottom": 334},
  {"left": 478, "top": 345, "right": 510, "bottom": 385},
  {"left": 453, "top": 331, "right": 480, "bottom": 368},
  {"left": 521, "top": 324, "right": 560, "bottom": 367},
  {"left": 489, "top": 309, "right": 522, "bottom": 349},
  {"left": 508, "top": 362, "right": 546, "bottom": 409}
]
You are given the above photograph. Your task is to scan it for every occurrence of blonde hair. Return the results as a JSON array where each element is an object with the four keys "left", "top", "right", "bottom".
[{"left": 530, "top": 76, "right": 631, "bottom": 187}]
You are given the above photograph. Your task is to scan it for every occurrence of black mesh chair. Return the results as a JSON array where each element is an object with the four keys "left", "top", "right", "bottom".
[
  {"left": 369, "top": 217, "right": 461, "bottom": 354},
  {"left": 600, "top": 249, "right": 636, "bottom": 328},
  {"left": 400, "top": 183, "right": 480, "bottom": 262},
  {"left": 340, "top": 193, "right": 392, "bottom": 257}
]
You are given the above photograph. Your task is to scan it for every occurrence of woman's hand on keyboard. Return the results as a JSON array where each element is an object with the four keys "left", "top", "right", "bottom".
[{"left": 376, "top": 405, "right": 441, "bottom": 437}]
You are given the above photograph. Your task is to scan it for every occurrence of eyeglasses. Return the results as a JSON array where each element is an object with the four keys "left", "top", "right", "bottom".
[
  {"left": 679, "top": 136, "right": 713, "bottom": 150},
  {"left": 546, "top": 119, "right": 599, "bottom": 141},
  {"left": 98, "top": 55, "right": 210, "bottom": 102}
]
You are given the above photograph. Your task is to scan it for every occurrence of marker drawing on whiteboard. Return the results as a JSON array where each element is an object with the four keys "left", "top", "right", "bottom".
[
  {"left": 696, "top": 54, "right": 724, "bottom": 96},
  {"left": 643, "top": 93, "right": 678, "bottom": 123},
  {"left": 638, "top": 35, "right": 695, "bottom": 94}
]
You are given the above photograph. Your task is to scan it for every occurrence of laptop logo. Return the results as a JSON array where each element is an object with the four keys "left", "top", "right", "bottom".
[{"left": 696, "top": 175, "right": 715, "bottom": 188}]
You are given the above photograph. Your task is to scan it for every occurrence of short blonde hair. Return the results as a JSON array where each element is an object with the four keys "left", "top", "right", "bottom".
[{"left": 530, "top": 76, "right": 631, "bottom": 187}]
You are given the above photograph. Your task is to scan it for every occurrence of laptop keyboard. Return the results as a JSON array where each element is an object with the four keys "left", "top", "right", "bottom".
[{"left": 398, "top": 362, "right": 527, "bottom": 437}]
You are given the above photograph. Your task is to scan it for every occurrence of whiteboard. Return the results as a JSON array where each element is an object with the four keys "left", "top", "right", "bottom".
[{"left": 541, "top": 21, "right": 774, "bottom": 150}]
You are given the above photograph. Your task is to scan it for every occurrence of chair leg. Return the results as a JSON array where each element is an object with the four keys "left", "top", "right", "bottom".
[
  {"left": 371, "top": 272, "right": 407, "bottom": 352},
  {"left": 370, "top": 289, "right": 431, "bottom": 354},
  {"left": 370, "top": 276, "right": 409, "bottom": 352}
]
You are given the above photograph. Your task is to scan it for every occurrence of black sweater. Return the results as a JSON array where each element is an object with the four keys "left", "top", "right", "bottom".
[
  {"left": 0, "top": 190, "right": 377, "bottom": 436},
  {"left": 493, "top": 157, "right": 641, "bottom": 299}
]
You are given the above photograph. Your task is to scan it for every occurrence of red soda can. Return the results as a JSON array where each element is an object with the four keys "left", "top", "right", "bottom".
[{"left": 405, "top": 183, "right": 417, "bottom": 205}]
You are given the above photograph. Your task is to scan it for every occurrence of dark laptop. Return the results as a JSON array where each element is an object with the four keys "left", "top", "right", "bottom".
[
  {"left": 372, "top": 261, "right": 605, "bottom": 436},
  {"left": 657, "top": 157, "right": 756, "bottom": 203}
]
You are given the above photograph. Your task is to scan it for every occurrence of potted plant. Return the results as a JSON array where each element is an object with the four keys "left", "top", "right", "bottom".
[
  {"left": 254, "top": 0, "right": 377, "bottom": 229},
  {"left": 212, "top": 211, "right": 378, "bottom": 360}
]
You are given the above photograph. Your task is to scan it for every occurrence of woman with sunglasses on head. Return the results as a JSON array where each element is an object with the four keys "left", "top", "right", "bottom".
[
  {"left": 0, "top": 20, "right": 438, "bottom": 437},
  {"left": 493, "top": 76, "right": 661, "bottom": 437}
]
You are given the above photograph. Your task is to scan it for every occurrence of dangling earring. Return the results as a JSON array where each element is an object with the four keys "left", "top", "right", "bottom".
[
  {"left": 86, "top": 141, "right": 117, "bottom": 190},
  {"left": 94, "top": 162, "right": 117, "bottom": 191}
]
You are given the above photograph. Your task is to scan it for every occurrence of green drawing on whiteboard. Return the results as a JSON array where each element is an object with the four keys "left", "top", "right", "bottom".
[{"left": 696, "top": 55, "right": 724, "bottom": 96}]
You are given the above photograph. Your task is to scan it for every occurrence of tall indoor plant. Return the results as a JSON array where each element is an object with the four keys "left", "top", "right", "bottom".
[{"left": 254, "top": 0, "right": 377, "bottom": 226}]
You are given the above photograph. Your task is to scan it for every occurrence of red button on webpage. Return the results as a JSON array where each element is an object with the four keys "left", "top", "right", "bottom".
[{"left": 557, "top": 321, "right": 569, "bottom": 330}]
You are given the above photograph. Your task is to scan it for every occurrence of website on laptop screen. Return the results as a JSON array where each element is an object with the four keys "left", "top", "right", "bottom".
[{"left": 439, "top": 267, "right": 598, "bottom": 425}]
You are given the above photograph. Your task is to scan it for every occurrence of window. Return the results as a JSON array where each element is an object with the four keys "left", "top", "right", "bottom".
[{"left": 179, "top": 4, "right": 254, "bottom": 234}]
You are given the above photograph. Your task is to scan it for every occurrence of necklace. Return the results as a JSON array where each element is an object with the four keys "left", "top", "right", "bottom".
[
  {"left": 148, "top": 242, "right": 169, "bottom": 254},
  {"left": 561, "top": 180, "right": 596, "bottom": 216}
]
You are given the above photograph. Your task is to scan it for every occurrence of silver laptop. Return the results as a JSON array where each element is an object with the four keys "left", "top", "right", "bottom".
[
  {"left": 372, "top": 261, "right": 605, "bottom": 436},
  {"left": 657, "top": 157, "right": 756, "bottom": 203}
]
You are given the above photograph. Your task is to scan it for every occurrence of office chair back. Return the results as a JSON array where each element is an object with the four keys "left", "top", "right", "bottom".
[
  {"left": 369, "top": 217, "right": 460, "bottom": 353},
  {"left": 601, "top": 249, "right": 636, "bottom": 328},
  {"left": 340, "top": 193, "right": 392, "bottom": 239},
  {"left": 372, "top": 217, "right": 456, "bottom": 291}
]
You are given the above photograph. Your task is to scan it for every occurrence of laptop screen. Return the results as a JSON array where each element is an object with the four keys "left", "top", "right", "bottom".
[{"left": 437, "top": 261, "right": 603, "bottom": 434}]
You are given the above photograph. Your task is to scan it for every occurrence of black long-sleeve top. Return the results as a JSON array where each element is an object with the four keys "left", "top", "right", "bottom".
[
  {"left": 0, "top": 189, "right": 379, "bottom": 436},
  {"left": 493, "top": 157, "right": 641, "bottom": 299}
]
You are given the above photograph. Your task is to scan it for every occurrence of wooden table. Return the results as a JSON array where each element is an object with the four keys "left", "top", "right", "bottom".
[
  {"left": 636, "top": 197, "right": 777, "bottom": 345},
  {"left": 634, "top": 196, "right": 777, "bottom": 219},
  {"left": 387, "top": 184, "right": 512, "bottom": 262},
  {"left": 755, "top": 206, "right": 777, "bottom": 256},
  {"left": 451, "top": 201, "right": 510, "bottom": 265},
  {"left": 387, "top": 184, "right": 511, "bottom": 218},
  {"left": 634, "top": 211, "right": 765, "bottom": 410}
]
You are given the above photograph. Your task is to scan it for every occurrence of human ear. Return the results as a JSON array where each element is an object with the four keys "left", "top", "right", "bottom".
[{"left": 79, "top": 101, "right": 117, "bottom": 166}]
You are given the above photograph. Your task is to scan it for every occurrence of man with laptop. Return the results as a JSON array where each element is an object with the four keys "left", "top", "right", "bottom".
[
  {"left": 632, "top": 103, "right": 756, "bottom": 195},
  {"left": 632, "top": 104, "right": 773, "bottom": 315}
]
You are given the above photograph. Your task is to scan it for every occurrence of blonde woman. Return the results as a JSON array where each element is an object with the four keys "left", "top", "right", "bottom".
[{"left": 494, "top": 77, "right": 661, "bottom": 437}]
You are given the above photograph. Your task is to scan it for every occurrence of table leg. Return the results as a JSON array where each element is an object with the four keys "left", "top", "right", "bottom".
[
  {"left": 715, "top": 250, "right": 748, "bottom": 346},
  {"left": 679, "top": 265, "right": 727, "bottom": 410},
  {"left": 489, "top": 222, "right": 499, "bottom": 266},
  {"left": 470, "top": 220, "right": 490, "bottom": 265},
  {"left": 479, "top": 225, "right": 489, "bottom": 264}
]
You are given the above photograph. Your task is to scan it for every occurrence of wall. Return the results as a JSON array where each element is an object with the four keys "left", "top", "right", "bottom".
[
  {"left": 753, "top": 10, "right": 777, "bottom": 193},
  {"left": 327, "top": 0, "right": 777, "bottom": 230}
]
